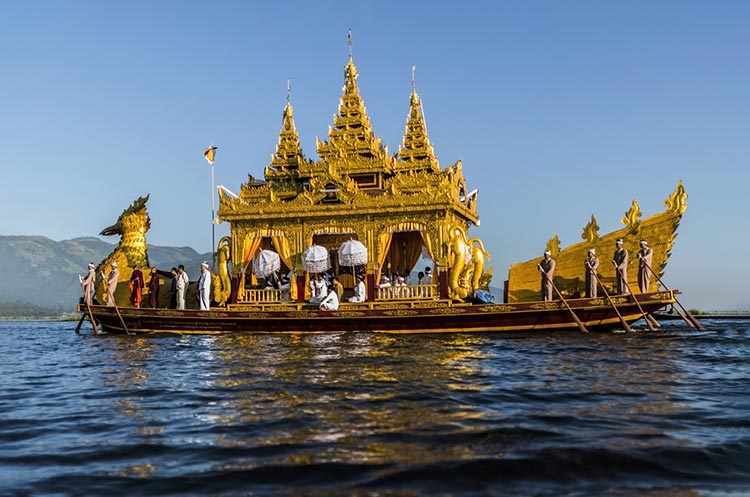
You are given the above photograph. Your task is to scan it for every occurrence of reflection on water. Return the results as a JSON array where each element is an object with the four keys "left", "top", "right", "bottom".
[{"left": 0, "top": 320, "right": 749, "bottom": 497}]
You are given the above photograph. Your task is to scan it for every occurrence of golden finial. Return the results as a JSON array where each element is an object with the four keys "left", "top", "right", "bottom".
[
  {"left": 348, "top": 28, "right": 352, "bottom": 58},
  {"left": 581, "top": 214, "right": 600, "bottom": 243},
  {"left": 664, "top": 180, "right": 688, "bottom": 215},
  {"left": 411, "top": 64, "right": 416, "bottom": 92},
  {"left": 286, "top": 79, "right": 291, "bottom": 104},
  {"left": 621, "top": 198, "right": 643, "bottom": 232}
]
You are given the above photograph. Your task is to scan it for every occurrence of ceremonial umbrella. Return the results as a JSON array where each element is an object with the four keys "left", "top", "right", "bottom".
[
  {"left": 253, "top": 249, "right": 281, "bottom": 278},
  {"left": 338, "top": 239, "right": 368, "bottom": 267},
  {"left": 302, "top": 245, "right": 331, "bottom": 273},
  {"left": 421, "top": 244, "right": 432, "bottom": 260}
]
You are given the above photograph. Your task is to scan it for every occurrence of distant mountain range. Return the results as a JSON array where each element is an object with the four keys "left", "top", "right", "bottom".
[
  {"left": 0, "top": 235, "right": 211, "bottom": 313},
  {"left": 1, "top": 235, "right": 506, "bottom": 316}
]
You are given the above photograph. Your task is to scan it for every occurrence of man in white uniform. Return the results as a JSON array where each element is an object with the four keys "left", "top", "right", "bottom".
[
  {"left": 102, "top": 262, "right": 119, "bottom": 307},
  {"left": 198, "top": 262, "right": 211, "bottom": 310},
  {"left": 176, "top": 265, "right": 189, "bottom": 309},
  {"left": 79, "top": 262, "right": 96, "bottom": 306}
]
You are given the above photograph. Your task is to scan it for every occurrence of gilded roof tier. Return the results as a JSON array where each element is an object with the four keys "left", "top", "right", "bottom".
[
  {"left": 218, "top": 54, "right": 479, "bottom": 227},
  {"left": 266, "top": 101, "right": 307, "bottom": 176},
  {"left": 396, "top": 89, "right": 438, "bottom": 172}
]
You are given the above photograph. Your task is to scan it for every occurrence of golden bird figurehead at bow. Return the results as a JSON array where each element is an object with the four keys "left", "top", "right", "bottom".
[{"left": 96, "top": 195, "right": 152, "bottom": 305}]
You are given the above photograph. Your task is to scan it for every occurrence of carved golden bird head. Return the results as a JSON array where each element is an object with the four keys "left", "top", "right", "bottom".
[{"left": 99, "top": 194, "right": 151, "bottom": 237}]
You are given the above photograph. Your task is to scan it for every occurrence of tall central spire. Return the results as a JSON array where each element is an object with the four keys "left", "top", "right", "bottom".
[{"left": 316, "top": 45, "right": 385, "bottom": 162}]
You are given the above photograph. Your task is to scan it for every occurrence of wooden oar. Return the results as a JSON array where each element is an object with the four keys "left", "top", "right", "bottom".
[
  {"left": 613, "top": 262, "right": 656, "bottom": 332},
  {"left": 101, "top": 273, "right": 133, "bottom": 336},
  {"left": 645, "top": 313, "right": 662, "bottom": 329},
  {"left": 587, "top": 263, "right": 632, "bottom": 332},
  {"left": 539, "top": 265, "right": 589, "bottom": 333},
  {"left": 640, "top": 259, "right": 705, "bottom": 331},
  {"left": 112, "top": 301, "right": 133, "bottom": 336},
  {"left": 85, "top": 300, "right": 102, "bottom": 335},
  {"left": 80, "top": 282, "right": 104, "bottom": 335},
  {"left": 74, "top": 312, "right": 85, "bottom": 334}
]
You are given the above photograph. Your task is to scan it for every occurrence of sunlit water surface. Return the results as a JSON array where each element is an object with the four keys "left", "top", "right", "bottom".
[{"left": 1, "top": 319, "right": 748, "bottom": 497}]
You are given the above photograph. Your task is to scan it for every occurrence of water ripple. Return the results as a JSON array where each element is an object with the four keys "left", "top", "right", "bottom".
[{"left": 0, "top": 321, "right": 748, "bottom": 496}]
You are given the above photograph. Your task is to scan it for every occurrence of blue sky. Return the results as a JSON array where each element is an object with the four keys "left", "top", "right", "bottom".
[{"left": 1, "top": 1, "right": 748, "bottom": 310}]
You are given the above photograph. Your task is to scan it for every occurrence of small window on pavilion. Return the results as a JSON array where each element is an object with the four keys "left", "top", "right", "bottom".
[{"left": 321, "top": 183, "right": 342, "bottom": 204}]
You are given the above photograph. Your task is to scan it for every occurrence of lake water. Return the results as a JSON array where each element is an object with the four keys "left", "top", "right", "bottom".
[{"left": 1, "top": 319, "right": 748, "bottom": 497}]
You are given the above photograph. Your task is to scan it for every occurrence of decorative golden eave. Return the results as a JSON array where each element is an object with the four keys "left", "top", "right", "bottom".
[
  {"left": 316, "top": 57, "right": 387, "bottom": 165},
  {"left": 395, "top": 85, "right": 439, "bottom": 172}
]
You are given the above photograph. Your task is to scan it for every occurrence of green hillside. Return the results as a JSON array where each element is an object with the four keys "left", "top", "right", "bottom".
[{"left": 0, "top": 235, "right": 210, "bottom": 313}]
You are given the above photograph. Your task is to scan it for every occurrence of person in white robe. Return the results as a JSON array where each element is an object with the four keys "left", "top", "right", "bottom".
[
  {"left": 318, "top": 288, "right": 339, "bottom": 311},
  {"left": 419, "top": 267, "right": 433, "bottom": 285},
  {"left": 584, "top": 249, "right": 599, "bottom": 298},
  {"left": 612, "top": 239, "right": 629, "bottom": 295},
  {"left": 637, "top": 240, "right": 653, "bottom": 293},
  {"left": 176, "top": 265, "right": 189, "bottom": 309},
  {"left": 310, "top": 274, "right": 327, "bottom": 304},
  {"left": 102, "top": 262, "right": 119, "bottom": 307},
  {"left": 348, "top": 274, "right": 367, "bottom": 303},
  {"left": 79, "top": 262, "right": 96, "bottom": 306},
  {"left": 198, "top": 262, "right": 211, "bottom": 310}
]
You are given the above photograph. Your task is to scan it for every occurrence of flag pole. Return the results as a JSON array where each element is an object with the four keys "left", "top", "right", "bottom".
[
  {"left": 204, "top": 144, "right": 218, "bottom": 271},
  {"left": 211, "top": 160, "right": 216, "bottom": 271}
]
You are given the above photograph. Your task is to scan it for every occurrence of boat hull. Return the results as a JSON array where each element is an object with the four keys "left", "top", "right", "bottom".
[{"left": 80, "top": 291, "right": 676, "bottom": 335}]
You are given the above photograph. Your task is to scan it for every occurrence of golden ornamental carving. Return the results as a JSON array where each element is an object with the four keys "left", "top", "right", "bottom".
[
  {"left": 396, "top": 89, "right": 439, "bottom": 172},
  {"left": 530, "top": 302, "right": 561, "bottom": 311},
  {"left": 507, "top": 180, "right": 686, "bottom": 304},
  {"left": 581, "top": 215, "right": 600, "bottom": 243},
  {"left": 271, "top": 305, "right": 300, "bottom": 312},
  {"left": 316, "top": 57, "right": 386, "bottom": 164},
  {"left": 329, "top": 311, "right": 367, "bottom": 318},
  {"left": 445, "top": 225, "right": 492, "bottom": 300},
  {"left": 430, "top": 307, "right": 465, "bottom": 315},
  {"left": 651, "top": 291, "right": 673, "bottom": 300},
  {"left": 373, "top": 303, "right": 412, "bottom": 310},
  {"left": 213, "top": 50, "right": 483, "bottom": 304},
  {"left": 608, "top": 296, "right": 629, "bottom": 305},
  {"left": 664, "top": 180, "right": 688, "bottom": 215},
  {"left": 621, "top": 199, "right": 642, "bottom": 232},
  {"left": 416, "top": 301, "right": 447, "bottom": 309},
  {"left": 546, "top": 234, "right": 561, "bottom": 259},
  {"left": 96, "top": 195, "right": 152, "bottom": 306},
  {"left": 268, "top": 101, "right": 308, "bottom": 172},
  {"left": 212, "top": 236, "right": 232, "bottom": 306},
  {"left": 383, "top": 310, "right": 420, "bottom": 316},
  {"left": 478, "top": 304, "right": 516, "bottom": 313}
]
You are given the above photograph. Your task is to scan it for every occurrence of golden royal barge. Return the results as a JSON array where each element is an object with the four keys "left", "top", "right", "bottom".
[{"left": 78, "top": 52, "right": 699, "bottom": 335}]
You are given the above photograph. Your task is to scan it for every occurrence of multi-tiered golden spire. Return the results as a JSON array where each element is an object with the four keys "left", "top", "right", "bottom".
[
  {"left": 396, "top": 65, "right": 439, "bottom": 172},
  {"left": 316, "top": 56, "right": 386, "bottom": 162},
  {"left": 267, "top": 80, "right": 306, "bottom": 176}
]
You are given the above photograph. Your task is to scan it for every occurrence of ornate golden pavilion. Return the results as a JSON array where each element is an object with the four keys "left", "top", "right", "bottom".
[
  {"left": 92, "top": 50, "right": 686, "bottom": 309},
  {"left": 217, "top": 55, "right": 491, "bottom": 303}
]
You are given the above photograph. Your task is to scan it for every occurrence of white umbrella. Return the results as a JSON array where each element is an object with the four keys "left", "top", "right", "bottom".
[
  {"left": 421, "top": 244, "right": 432, "bottom": 261},
  {"left": 302, "top": 244, "right": 331, "bottom": 273},
  {"left": 338, "top": 239, "right": 368, "bottom": 266},
  {"left": 253, "top": 249, "right": 281, "bottom": 277}
]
